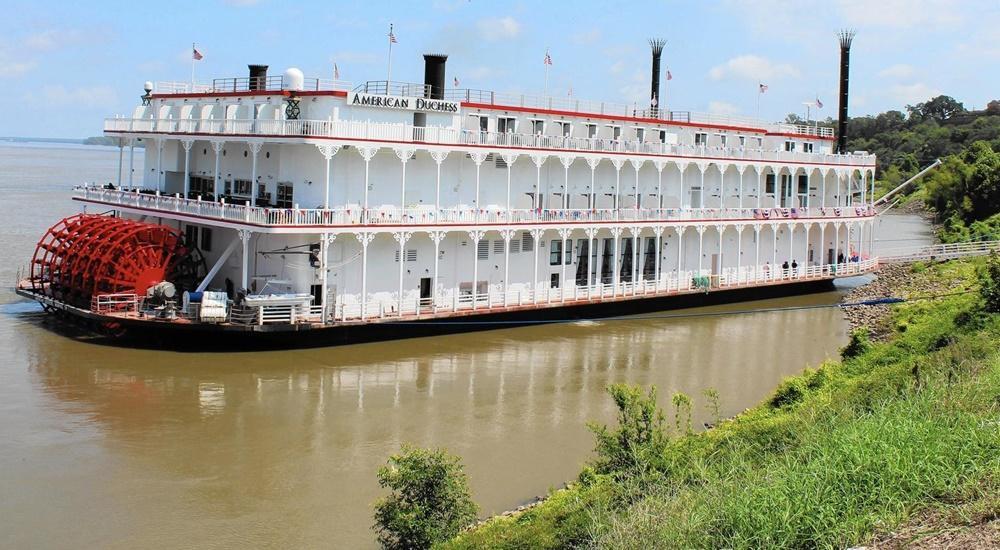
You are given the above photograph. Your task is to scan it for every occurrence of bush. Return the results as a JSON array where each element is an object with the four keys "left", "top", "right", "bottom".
[
  {"left": 588, "top": 384, "right": 669, "bottom": 476},
  {"left": 980, "top": 250, "right": 1000, "bottom": 313},
  {"left": 373, "top": 445, "right": 478, "bottom": 550},
  {"left": 841, "top": 328, "right": 872, "bottom": 359}
]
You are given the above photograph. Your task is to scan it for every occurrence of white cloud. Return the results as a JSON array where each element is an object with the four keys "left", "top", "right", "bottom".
[
  {"left": 22, "top": 28, "right": 96, "bottom": 53},
  {"left": 35, "top": 85, "right": 117, "bottom": 108},
  {"left": 609, "top": 60, "right": 626, "bottom": 75},
  {"left": 708, "top": 101, "right": 741, "bottom": 116},
  {"left": 878, "top": 63, "right": 915, "bottom": 79},
  {"left": 476, "top": 17, "right": 521, "bottom": 41},
  {"left": 835, "top": 0, "right": 963, "bottom": 29},
  {"left": 572, "top": 28, "right": 602, "bottom": 46},
  {"left": 0, "top": 55, "right": 36, "bottom": 78},
  {"left": 889, "top": 83, "right": 942, "bottom": 105},
  {"left": 708, "top": 55, "right": 799, "bottom": 82}
]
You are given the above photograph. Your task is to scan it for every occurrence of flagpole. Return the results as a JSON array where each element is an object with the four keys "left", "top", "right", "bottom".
[
  {"left": 386, "top": 24, "right": 393, "bottom": 86},
  {"left": 191, "top": 42, "right": 195, "bottom": 87}
]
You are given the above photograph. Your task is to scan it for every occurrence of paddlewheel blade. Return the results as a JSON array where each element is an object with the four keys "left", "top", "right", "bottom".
[{"left": 29, "top": 214, "right": 203, "bottom": 309}]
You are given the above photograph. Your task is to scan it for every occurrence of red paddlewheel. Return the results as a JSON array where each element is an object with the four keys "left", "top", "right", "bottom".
[{"left": 30, "top": 214, "right": 205, "bottom": 309}]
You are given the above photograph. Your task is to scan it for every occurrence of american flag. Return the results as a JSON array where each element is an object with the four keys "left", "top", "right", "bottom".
[
  {"left": 815, "top": 96, "right": 823, "bottom": 108},
  {"left": 759, "top": 83, "right": 768, "bottom": 93},
  {"left": 666, "top": 69, "right": 672, "bottom": 81},
  {"left": 388, "top": 24, "right": 397, "bottom": 43},
  {"left": 543, "top": 50, "right": 552, "bottom": 66},
  {"left": 334, "top": 63, "right": 340, "bottom": 80},
  {"left": 192, "top": 46, "right": 203, "bottom": 61},
  {"left": 453, "top": 76, "right": 459, "bottom": 87}
]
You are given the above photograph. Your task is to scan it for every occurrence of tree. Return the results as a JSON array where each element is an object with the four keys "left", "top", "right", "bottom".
[
  {"left": 906, "top": 95, "right": 966, "bottom": 122},
  {"left": 588, "top": 384, "right": 669, "bottom": 476},
  {"left": 980, "top": 250, "right": 1000, "bottom": 313},
  {"left": 373, "top": 445, "right": 478, "bottom": 550}
]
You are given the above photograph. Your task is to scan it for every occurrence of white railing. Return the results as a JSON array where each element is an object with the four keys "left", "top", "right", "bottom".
[
  {"left": 154, "top": 78, "right": 353, "bottom": 95},
  {"left": 104, "top": 117, "right": 870, "bottom": 166},
  {"left": 75, "top": 186, "right": 877, "bottom": 228},
  {"left": 328, "top": 259, "right": 877, "bottom": 323},
  {"left": 880, "top": 240, "right": 1000, "bottom": 263}
]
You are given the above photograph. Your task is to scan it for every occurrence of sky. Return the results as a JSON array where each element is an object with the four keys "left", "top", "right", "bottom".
[{"left": 2, "top": 0, "right": 998, "bottom": 138}]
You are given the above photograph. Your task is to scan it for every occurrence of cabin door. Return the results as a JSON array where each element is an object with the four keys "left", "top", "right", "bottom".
[{"left": 419, "top": 277, "right": 432, "bottom": 305}]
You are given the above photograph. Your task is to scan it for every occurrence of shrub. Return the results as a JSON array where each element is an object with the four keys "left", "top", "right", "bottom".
[
  {"left": 373, "top": 445, "right": 478, "bottom": 550},
  {"left": 980, "top": 250, "right": 1000, "bottom": 313},
  {"left": 841, "top": 328, "right": 872, "bottom": 359},
  {"left": 588, "top": 384, "right": 669, "bottom": 476},
  {"left": 768, "top": 376, "right": 808, "bottom": 409}
]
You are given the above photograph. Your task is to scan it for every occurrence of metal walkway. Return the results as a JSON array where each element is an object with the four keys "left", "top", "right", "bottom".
[{"left": 879, "top": 240, "right": 1000, "bottom": 264}]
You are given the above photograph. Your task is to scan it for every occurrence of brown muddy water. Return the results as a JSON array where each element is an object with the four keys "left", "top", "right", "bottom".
[{"left": 0, "top": 143, "right": 933, "bottom": 548}]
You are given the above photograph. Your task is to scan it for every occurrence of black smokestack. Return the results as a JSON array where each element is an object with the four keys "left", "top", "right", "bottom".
[
  {"left": 248, "top": 64, "right": 268, "bottom": 91},
  {"left": 423, "top": 54, "right": 447, "bottom": 100},
  {"left": 836, "top": 30, "right": 855, "bottom": 154},
  {"left": 649, "top": 39, "right": 665, "bottom": 115}
]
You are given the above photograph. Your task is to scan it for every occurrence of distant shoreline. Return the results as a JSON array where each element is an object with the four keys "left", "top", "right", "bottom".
[{"left": 0, "top": 137, "right": 144, "bottom": 148}]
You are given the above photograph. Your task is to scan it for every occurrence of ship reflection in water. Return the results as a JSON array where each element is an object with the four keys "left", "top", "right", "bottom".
[{"left": 10, "top": 289, "right": 853, "bottom": 549}]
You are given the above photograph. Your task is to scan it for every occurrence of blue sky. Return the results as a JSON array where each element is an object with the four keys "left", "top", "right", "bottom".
[{"left": 2, "top": 0, "right": 998, "bottom": 138}]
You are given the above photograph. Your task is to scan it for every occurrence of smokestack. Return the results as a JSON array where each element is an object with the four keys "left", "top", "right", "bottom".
[
  {"left": 423, "top": 54, "right": 448, "bottom": 100},
  {"left": 836, "top": 30, "right": 855, "bottom": 154},
  {"left": 248, "top": 64, "right": 269, "bottom": 91},
  {"left": 649, "top": 39, "right": 665, "bottom": 115}
]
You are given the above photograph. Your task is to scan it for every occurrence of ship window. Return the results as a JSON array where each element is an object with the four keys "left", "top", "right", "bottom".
[
  {"left": 201, "top": 227, "right": 213, "bottom": 252},
  {"left": 659, "top": 130, "right": 667, "bottom": 143},
  {"left": 765, "top": 174, "right": 776, "bottom": 195},
  {"left": 719, "top": 134, "right": 728, "bottom": 148},
  {"left": 586, "top": 124, "right": 598, "bottom": 139},
  {"left": 798, "top": 175, "right": 808, "bottom": 194},
  {"left": 394, "top": 249, "right": 418, "bottom": 262},
  {"left": 531, "top": 119, "right": 544, "bottom": 135},
  {"left": 550, "top": 273, "right": 560, "bottom": 288},
  {"left": 635, "top": 127, "right": 645, "bottom": 142},
  {"left": 803, "top": 142, "right": 814, "bottom": 153},
  {"left": 477, "top": 240, "right": 489, "bottom": 260},
  {"left": 608, "top": 125, "right": 622, "bottom": 140},
  {"left": 549, "top": 239, "right": 562, "bottom": 265},
  {"left": 497, "top": 117, "right": 516, "bottom": 133},
  {"left": 185, "top": 225, "right": 197, "bottom": 246},
  {"left": 738, "top": 135, "right": 746, "bottom": 148},
  {"left": 694, "top": 133, "right": 708, "bottom": 146},
  {"left": 556, "top": 121, "right": 571, "bottom": 137},
  {"left": 521, "top": 231, "right": 534, "bottom": 252},
  {"left": 784, "top": 141, "right": 796, "bottom": 152},
  {"left": 232, "top": 179, "right": 252, "bottom": 196},
  {"left": 478, "top": 115, "right": 489, "bottom": 132},
  {"left": 276, "top": 182, "right": 294, "bottom": 208}
]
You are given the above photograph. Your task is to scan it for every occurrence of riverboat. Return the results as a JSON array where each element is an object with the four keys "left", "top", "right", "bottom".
[{"left": 16, "top": 35, "right": 878, "bottom": 346}]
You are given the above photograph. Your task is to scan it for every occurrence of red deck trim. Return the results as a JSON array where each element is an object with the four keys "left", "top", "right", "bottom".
[{"left": 105, "top": 129, "right": 873, "bottom": 170}]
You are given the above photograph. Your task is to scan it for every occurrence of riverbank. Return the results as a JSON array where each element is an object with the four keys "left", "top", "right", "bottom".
[{"left": 445, "top": 256, "right": 1000, "bottom": 549}]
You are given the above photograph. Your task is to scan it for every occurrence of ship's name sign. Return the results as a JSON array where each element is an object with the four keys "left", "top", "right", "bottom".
[{"left": 348, "top": 92, "right": 460, "bottom": 114}]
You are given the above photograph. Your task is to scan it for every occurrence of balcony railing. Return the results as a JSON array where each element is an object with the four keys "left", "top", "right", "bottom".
[
  {"left": 153, "top": 78, "right": 352, "bottom": 95},
  {"left": 104, "top": 117, "right": 873, "bottom": 166},
  {"left": 76, "top": 186, "right": 877, "bottom": 229}
]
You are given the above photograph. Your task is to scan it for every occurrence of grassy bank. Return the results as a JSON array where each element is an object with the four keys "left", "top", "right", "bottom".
[{"left": 445, "top": 258, "right": 1000, "bottom": 549}]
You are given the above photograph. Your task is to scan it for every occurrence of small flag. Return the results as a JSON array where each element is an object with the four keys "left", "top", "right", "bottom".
[
  {"left": 666, "top": 69, "right": 672, "bottom": 81},
  {"left": 192, "top": 46, "right": 203, "bottom": 61},
  {"left": 815, "top": 97, "right": 823, "bottom": 108},
  {"left": 453, "top": 76, "right": 459, "bottom": 87},
  {"left": 759, "top": 82, "right": 768, "bottom": 93},
  {"left": 543, "top": 50, "right": 552, "bottom": 66},
  {"left": 334, "top": 63, "right": 340, "bottom": 80},
  {"left": 388, "top": 24, "right": 397, "bottom": 44}
]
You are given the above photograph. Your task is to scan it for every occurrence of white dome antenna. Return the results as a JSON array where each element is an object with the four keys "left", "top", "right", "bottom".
[{"left": 283, "top": 68, "right": 304, "bottom": 92}]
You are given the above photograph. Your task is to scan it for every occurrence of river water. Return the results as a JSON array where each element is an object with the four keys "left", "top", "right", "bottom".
[{"left": 0, "top": 143, "right": 933, "bottom": 549}]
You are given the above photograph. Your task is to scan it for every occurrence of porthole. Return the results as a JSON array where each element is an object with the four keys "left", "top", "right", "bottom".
[
  {"left": 266, "top": 151, "right": 270, "bottom": 159},
  {"left": 203, "top": 148, "right": 207, "bottom": 155},
  {"left": 243, "top": 150, "right": 248, "bottom": 158},
  {"left": 223, "top": 150, "right": 227, "bottom": 156}
]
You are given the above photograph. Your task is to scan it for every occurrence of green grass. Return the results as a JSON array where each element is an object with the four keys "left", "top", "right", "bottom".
[{"left": 444, "top": 259, "right": 1000, "bottom": 549}]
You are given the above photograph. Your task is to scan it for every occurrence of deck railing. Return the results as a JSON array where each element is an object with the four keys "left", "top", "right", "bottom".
[
  {"left": 76, "top": 186, "right": 877, "bottom": 228},
  {"left": 104, "top": 117, "right": 867, "bottom": 165}
]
